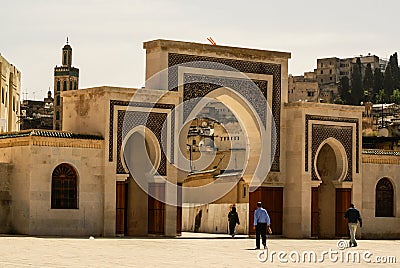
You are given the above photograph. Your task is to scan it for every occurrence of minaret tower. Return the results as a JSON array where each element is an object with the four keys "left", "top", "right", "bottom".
[{"left": 53, "top": 37, "right": 79, "bottom": 130}]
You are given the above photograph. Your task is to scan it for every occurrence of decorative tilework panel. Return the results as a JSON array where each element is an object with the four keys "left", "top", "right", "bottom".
[
  {"left": 168, "top": 53, "right": 281, "bottom": 171},
  {"left": 311, "top": 124, "right": 353, "bottom": 181},
  {"left": 117, "top": 110, "right": 167, "bottom": 176},
  {"left": 109, "top": 100, "right": 175, "bottom": 164},
  {"left": 183, "top": 74, "right": 268, "bottom": 125},
  {"left": 305, "top": 115, "right": 359, "bottom": 174}
]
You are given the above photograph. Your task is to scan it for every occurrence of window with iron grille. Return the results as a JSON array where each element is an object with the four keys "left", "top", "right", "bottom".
[
  {"left": 375, "top": 178, "right": 394, "bottom": 217},
  {"left": 51, "top": 164, "right": 78, "bottom": 209}
]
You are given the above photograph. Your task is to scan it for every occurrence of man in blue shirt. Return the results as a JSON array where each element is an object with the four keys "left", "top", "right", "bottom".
[{"left": 253, "top": 201, "right": 271, "bottom": 249}]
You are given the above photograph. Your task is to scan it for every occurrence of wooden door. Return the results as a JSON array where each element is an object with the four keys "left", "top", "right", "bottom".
[
  {"left": 311, "top": 187, "right": 319, "bottom": 237},
  {"left": 335, "top": 188, "right": 351, "bottom": 237},
  {"left": 148, "top": 183, "right": 165, "bottom": 235},
  {"left": 116, "top": 181, "right": 127, "bottom": 235},
  {"left": 249, "top": 187, "right": 283, "bottom": 235},
  {"left": 249, "top": 187, "right": 261, "bottom": 235}
]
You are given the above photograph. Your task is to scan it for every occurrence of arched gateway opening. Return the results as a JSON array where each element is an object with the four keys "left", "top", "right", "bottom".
[
  {"left": 313, "top": 138, "right": 350, "bottom": 238},
  {"left": 179, "top": 85, "right": 280, "bottom": 235},
  {"left": 115, "top": 39, "right": 290, "bottom": 237},
  {"left": 117, "top": 127, "right": 164, "bottom": 236}
]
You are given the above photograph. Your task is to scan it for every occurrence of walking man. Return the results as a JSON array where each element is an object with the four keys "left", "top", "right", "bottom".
[
  {"left": 344, "top": 203, "right": 362, "bottom": 247},
  {"left": 253, "top": 201, "right": 271, "bottom": 249},
  {"left": 228, "top": 206, "right": 240, "bottom": 237}
]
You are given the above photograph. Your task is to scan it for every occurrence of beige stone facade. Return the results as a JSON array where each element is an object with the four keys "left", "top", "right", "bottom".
[
  {"left": 0, "top": 54, "right": 20, "bottom": 132},
  {"left": 288, "top": 75, "right": 319, "bottom": 102},
  {"left": 0, "top": 39, "right": 399, "bottom": 239},
  {"left": 361, "top": 150, "right": 400, "bottom": 238},
  {"left": 0, "top": 131, "right": 103, "bottom": 235}
]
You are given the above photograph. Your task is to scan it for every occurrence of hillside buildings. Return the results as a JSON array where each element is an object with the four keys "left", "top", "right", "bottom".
[
  {"left": 289, "top": 54, "right": 389, "bottom": 103},
  {"left": 20, "top": 90, "right": 54, "bottom": 130}
]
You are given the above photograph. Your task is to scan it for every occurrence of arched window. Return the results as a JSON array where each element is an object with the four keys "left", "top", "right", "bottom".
[
  {"left": 56, "top": 81, "right": 60, "bottom": 92},
  {"left": 56, "top": 111, "right": 60, "bottom": 120},
  {"left": 63, "top": 81, "right": 67, "bottom": 91},
  {"left": 51, "top": 163, "right": 78, "bottom": 209},
  {"left": 56, "top": 96, "right": 60, "bottom": 106},
  {"left": 375, "top": 178, "right": 394, "bottom": 217},
  {"left": 70, "top": 81, "right": 72, "bottom": 91},
  {"left": 74, "top": 81, "right": 77, "bottom": 90}
]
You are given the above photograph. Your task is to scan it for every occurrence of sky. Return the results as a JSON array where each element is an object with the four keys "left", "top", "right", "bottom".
[{"left": 1, "top": 0, "right": 399, "bottom": 100}]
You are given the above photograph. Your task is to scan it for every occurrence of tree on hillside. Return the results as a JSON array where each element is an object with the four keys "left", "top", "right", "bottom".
[
  {"left": 351, "top": 58, "right": 363, "bottom": 105},
  {"left": 376, "top": 89, "right": 386, "bottom": 104},
  {"left": 389, "top": 52, "right": 400, "bottom": 89},
  {"left": 339, "top": 76, "right": 351, "bottom": 104},
  {"left": 390, "top": 89, "right": 400, "bottom": 104},
  {"left": 363, "top": 63, "right": 374, "bottom": 102},
  {"left": 383, "top": 65, "right": 394, "bottom": 102},
  {"left": 373, "top": 68, "right": 384, "bottom": 102}
]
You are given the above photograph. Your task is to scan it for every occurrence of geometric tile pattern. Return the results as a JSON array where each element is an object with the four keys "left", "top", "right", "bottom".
[
  {"left": 116, "top": 110, "right": 167, "bottom": 176},
  {"left": 311, "top": 124, "right": 353, "bottom": 181},
  {"left": 305, "top": 115, "right": 359, "bottom": 175},
  {"left": 109, "top": 100, "right": 175, "bottom": 168},
  {"left": 183, "top": 74, "right": 268, "bottom": 124},
  {"left": 168, "top": 53, "right": 282, "bottom": 171}
]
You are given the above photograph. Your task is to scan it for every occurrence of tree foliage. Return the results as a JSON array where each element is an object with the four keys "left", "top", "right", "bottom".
[
  {"left": 339, "top": 76, "right": 352, "bottom": 104},
  {"left": 363, "top": 63, "right": 374, "bottom": 102},
  {"left": 376, "top": 89, "right": 386, "bottom": 104},
  {"left": 350, "top": 58, "right": 363, "bottom": 105},
  {"left": 389, "top": 52, "right": 400, "bottom": 89},
  {"left": 383, "top": 65, "right": 394, "bottom": 101},
  {"left": 373, "top": 68, "right": 384, "bottom": 102},
  {"left": 390, "top": 89, "right": 400, "bottom": 104}
]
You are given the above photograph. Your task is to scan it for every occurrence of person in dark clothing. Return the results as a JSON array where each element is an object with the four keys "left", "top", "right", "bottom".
[
  {"left": 228, "top": 206, "right": 240, "bottom": 237},
  {"left": 344, "top": 203, "right": 362, "bottom": 247}
]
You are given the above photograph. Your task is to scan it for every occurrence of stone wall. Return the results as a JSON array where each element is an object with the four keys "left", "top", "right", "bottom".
[
  {"left": 0, "top": 163, "right": 12, "bottom": 233},
  {"left": 361, "top": 151, "right": 400, "bottom": 239},
  {"left": 182, "top": 203, "right": 248, "bottom": 234},
  {"left": 0, "top": 136, "right": 104, "bottom": 236}
]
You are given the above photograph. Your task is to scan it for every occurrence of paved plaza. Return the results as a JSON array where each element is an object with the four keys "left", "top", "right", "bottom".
[{"left": 0, "top": 233, "right": 399, "bottom": 267}]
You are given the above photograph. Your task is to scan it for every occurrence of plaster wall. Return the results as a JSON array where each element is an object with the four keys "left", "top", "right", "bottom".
[{"left": 361, "top": 155, "right": 400, "bottom": 239}]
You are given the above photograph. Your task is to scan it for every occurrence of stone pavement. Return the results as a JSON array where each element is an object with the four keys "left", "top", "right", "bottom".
[{"left": 0, "top": 233, "right": 399, "bottom": 267}]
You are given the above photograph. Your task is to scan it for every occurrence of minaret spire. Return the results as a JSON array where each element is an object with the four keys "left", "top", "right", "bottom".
[{"left": 66, "top": 37, "right": 69, "bottom": 44}]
